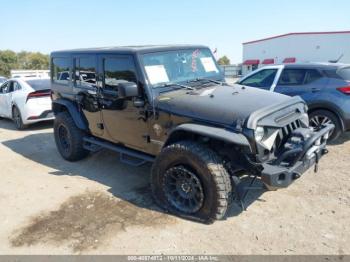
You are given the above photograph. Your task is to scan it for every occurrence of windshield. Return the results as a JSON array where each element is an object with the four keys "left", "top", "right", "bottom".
[
  {"left": 338, "top": 67, "right": 350, "bottom": 80},
  {"left": 25, "top": 79, "right": 50, "bottom": 90},
  {"left": 0, "top": 78, "right": 6, "bottom": 84},
  {"left": 141, "top": 48, "right": 222, "bottom": 87}
]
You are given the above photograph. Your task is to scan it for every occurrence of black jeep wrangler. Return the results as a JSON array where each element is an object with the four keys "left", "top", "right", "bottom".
[{"left": 50, "top": 45, "right": 333, "bottom": 223}]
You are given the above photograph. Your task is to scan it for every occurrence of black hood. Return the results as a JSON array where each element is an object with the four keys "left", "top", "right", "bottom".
[{"left": 155, "top": 84, "right": 291, "bottom": 127}]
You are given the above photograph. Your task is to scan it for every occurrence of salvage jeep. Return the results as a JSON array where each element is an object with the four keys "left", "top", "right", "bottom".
[{"left": 50, "top": 45, "right": 333, "bottom": 223}]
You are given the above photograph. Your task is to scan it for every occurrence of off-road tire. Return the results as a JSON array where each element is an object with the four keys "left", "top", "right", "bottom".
[
  {"left": 54, "top": 111, "right": 89, "bottom": 161},
  {"left": 309, "top": 109, "right": 342, "bottom": 141},
  {"left": 151, "top": 141, "right": 232, "bottom": 224},
  {"left": 12, "top": 106, "right": 27, "bottom": 130}
]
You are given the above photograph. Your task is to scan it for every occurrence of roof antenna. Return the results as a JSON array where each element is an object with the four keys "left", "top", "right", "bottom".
[{"left": 329, "top": 54, "right": 344, "bottom": 63}]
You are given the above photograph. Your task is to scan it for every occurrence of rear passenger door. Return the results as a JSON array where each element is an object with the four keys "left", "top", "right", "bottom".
[
  {"left": 0, "top": 82, "right": 11, "bottom": 117},
  {"left": 97, "top": 54, "right": 149, "bottom": 150},
  {"left": 73, "top": 55, "right": 103, "bottom": 136},
  {"left": 0, "top": 81, "right": 14, "bottom": 118},
  {"left": 274, "top": 69, "right": 325, "bottom": 100}
]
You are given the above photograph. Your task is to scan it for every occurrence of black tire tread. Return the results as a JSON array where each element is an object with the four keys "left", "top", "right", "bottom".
[
  {"left": 54, "top": 111, "right": 89, "bottom": 161},
  {"left": 151, "top": 140, "right": 232, "bottom": 223}
]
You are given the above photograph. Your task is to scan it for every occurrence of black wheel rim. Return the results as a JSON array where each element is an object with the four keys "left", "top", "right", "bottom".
[
  {"left": 58, "top": 124, "right": 71, "bottom": 153},
  {"left": 309, "top": 115, "right": 334, "bottom": 136},
  {"left": 163, "top": 165, "right": 204, "bottom": 214},
  {"left": 13, "top": 108, "right": 21, "bottom": 128}
]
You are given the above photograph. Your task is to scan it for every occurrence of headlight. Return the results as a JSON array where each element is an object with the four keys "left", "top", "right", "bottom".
[{"left": 255, "top": 126, "right": 265, "bottom": 142}]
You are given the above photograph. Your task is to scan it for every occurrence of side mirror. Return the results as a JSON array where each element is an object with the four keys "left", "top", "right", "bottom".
[{"left": 117, "top": 82, "right": 139, "bottom": 98}]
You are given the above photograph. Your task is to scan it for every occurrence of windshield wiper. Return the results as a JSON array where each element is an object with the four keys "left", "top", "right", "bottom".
[
  {"left": 162, "top": 82, "right": 196, "bottom": 90},
  {"left": 189, "top": 78, "right": 227, "bottom": 86}
]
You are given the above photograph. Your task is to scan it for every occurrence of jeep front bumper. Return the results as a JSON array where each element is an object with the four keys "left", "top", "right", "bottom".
[{"left": 260, "top": 124, "right": 334, "bottom": 190}]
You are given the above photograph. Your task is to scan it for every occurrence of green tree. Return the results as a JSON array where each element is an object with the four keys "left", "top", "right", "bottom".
[
  {"left": 17, "top": 51, "right": 30, "bottom": 69},
  {"left": 25, "top": 52, "right": 49, "bottom": 70},
  {"left": 0, "top": 50, "right": 49, "bottom": 77},
  {"left": 0, "top": 50, "right": 18, "bottom": 77},
  {"left": 217, "top": 55, "right": 230, "bottom": 66}
]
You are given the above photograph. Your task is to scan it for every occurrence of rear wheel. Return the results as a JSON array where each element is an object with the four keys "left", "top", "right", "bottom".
[
  {"left": 12, "top": 106, "right": 27, "bottom": 130},
  {"left": 309, "top": 110, "right": 342, "bottom": 141},
  {"left": 54, "top": 111, "right": 89, "bottom": 161},
  {"left": 151, "top": 141, "right": 232, "bottom": 224}
]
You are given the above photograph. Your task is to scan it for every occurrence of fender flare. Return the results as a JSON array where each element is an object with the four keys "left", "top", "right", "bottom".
[
  {"left": 52, "top": 99, "right": 88, "bottom": 130},
  {"left": 165, "top": 123, "right": 251, "bottom": 148}
]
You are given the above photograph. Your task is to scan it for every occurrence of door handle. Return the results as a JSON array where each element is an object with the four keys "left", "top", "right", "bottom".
[{"left": 311, "top": 88, "right": 321, "bottom": 93}]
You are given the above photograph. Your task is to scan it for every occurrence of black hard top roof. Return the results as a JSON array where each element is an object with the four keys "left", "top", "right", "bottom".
[{"left": 51, "top": 45, "right": 208, "bottom": 56}]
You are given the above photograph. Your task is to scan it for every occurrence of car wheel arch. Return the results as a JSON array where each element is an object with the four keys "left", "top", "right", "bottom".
[
  {"left": 163, "top": 123, "right": 251, "bottom": 150},
  {"left": 52, "top": 99, "right": 88, "bottom": 131}
]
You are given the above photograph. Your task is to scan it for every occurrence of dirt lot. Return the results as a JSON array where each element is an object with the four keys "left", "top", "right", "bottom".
[{"left": 0, "top": 118, "right": 349, "bottom": 255}]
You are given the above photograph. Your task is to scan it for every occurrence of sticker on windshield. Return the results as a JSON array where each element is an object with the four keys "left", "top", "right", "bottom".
[
  {"left": 200, "top": 57, "right": 219, "bottom": 73},
  {"left": 145, "top": 65, "right": 169, "bottom": 84}
]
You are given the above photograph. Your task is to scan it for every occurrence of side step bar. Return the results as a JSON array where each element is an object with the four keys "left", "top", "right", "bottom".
[{"left": 83, "top": 137, "right": 155, "bottom": 167}]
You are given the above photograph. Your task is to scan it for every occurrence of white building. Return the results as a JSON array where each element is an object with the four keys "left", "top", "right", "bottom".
[
  {"left": 242, "top": 31, "right": 350, "bottom": 75},
  {"left": 11, "top": 70, "right": 50, "bottom": 78}
]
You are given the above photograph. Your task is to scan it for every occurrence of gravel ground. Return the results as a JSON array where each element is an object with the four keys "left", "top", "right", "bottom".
[{"left": 0, "top": 118, "right": 349, "bottom": 255}]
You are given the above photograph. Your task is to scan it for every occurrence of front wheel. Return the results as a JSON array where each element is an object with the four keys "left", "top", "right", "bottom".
[
  {"left": 309, "top": 110, "right": 342, "bottom": 141},
  {"left": 54, "top": 111, "right": 89, "bottom": 161},
  {"left": 151, "top": 141, "right": 232, "bottom": 224}
]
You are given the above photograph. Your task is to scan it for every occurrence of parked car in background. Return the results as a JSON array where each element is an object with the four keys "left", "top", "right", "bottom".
[
  {"left": 0, "top": 77, "right": 7, "bottom": 84},
  {"left": 237, "top": 63, "right": 350, "bottom": 141},
  {"left": 0, "top": 78, "right": 54, "bottom": 129}
]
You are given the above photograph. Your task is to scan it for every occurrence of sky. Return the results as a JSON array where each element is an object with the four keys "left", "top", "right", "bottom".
[{"left": 0, "top": 0, "right": 349, "bottom": 63}]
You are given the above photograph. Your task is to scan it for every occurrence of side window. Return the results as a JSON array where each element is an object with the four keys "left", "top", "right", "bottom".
[
  {"left": 323, "top": 69, "right": 342, "bottom": 79},
  {"left": 304, "top": 69, "right": 322, "bottom": 84},
  {"left": 103, "top": 56, "right": 137, "bottom": 91},
  {"left": 240, "top": 69, "right": 277, "bottom": 90},
  {"left": 75, "top": 56, "right": 97, "bottom": 88},
  {"left": 278, "top": 69, "right": 306, "bottom": 86},
  {"left": 0, "top": 82, "right": 9, "bottom": 93},
  {"left": 13, "top": 82, "right": 22, "bottom": 91},
  {"left": 52, "top": 58, "right": 70, "bottom": 84}
]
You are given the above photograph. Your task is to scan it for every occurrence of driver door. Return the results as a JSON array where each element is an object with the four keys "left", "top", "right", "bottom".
[
  {"left": 0, "top": 82, "right": 12, "bottom": 118},
  {"left": 98, "top": 54, "right": 149, "bottom": 151}
]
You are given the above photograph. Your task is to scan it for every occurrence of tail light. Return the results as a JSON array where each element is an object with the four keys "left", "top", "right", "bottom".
[
  {"left": 336, "top": 86, "right": 350, "bottom": 95},
  {"left": 26, "top": 89, "right": 51, "bottom": 102}
]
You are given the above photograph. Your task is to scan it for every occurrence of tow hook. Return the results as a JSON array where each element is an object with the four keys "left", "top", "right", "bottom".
[{"left": 322, "top": 148, "right": 329, "bottom": 155}]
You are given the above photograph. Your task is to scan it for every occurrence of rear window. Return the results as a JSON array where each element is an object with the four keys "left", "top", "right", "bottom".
[
  {"left": 337, "top": 67, "right": 350, "bottom": 80},
  {"left": 25, "top": 79, "right": 50, "bottom": 90}
]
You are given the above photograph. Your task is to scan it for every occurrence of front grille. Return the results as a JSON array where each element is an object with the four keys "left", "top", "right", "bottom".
[{"left": 274, "top": 120, "right": 301, "bottom": 151}]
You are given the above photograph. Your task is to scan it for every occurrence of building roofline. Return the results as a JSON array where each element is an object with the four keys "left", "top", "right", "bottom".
[{"left": 243, "top": 30, "right": 350, "bottom": 45}]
